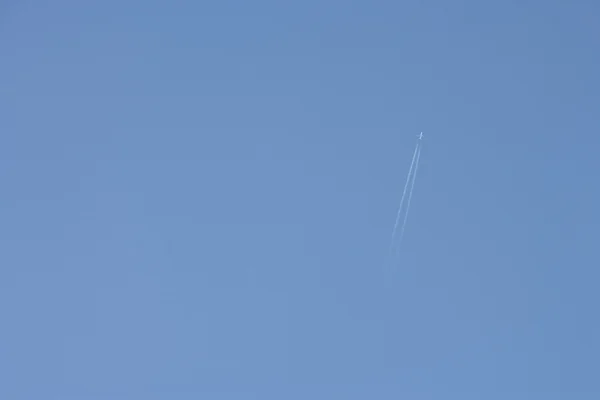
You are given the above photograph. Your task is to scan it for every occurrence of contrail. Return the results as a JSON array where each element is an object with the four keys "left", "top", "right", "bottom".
[
  {"left": 388, "top": 140, "right": 420, "bottom": 256},
  {"left": 396, "top": 145, "right": 421, "bottom": 251}
]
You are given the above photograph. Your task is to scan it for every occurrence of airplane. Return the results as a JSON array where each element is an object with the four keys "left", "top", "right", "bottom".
[{"left": 418, "top": 132, "right": 423, "bottom": 140}]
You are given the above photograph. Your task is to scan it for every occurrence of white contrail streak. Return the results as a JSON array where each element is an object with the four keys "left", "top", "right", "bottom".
[
  {"left": 396, "top": 145, "right": 421, "bottom": 251},
  {"left": 388, "top": 141, "right": 420, "bottom": 256}
]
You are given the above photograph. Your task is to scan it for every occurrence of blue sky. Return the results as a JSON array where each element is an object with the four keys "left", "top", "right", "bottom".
[{"left": 1, "top": 1, "right": 599, "bottom": 398}]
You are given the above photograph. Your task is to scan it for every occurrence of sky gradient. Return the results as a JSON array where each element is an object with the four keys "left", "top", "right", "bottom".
[{"left": 1, "top": 1, "right": 599, "bottom": 398}]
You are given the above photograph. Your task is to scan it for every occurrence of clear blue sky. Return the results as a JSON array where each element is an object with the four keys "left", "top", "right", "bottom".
[{"left": 1, "top": 1, "right": 599, "bottom": 398}]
